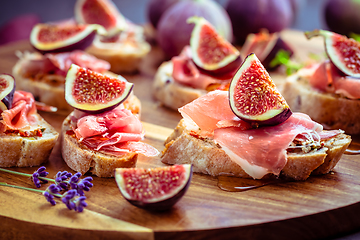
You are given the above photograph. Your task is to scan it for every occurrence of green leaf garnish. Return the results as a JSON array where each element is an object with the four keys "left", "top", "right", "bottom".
[
  {"left": 269, "top": 49, "right": 303, "bottom": 75},
  {"left": 349, "top": 32, "right": 360, "bottom": 42}
]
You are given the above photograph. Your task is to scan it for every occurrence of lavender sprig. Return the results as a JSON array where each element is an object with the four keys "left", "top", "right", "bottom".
[
  {"left": 0, "top": 167, "right": 54, "bottom": 188},
  {"left": 62, "top": 189, "right": 88, "bottom": 212},
  {"left": 32, "top": 166, "right": 49, "bottom": 188},
  {"left": 0, "top": 166, "right": 93, "bottom": 212}
]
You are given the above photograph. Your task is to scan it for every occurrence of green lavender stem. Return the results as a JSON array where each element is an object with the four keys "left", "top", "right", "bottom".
[
  {"left": 0, "top": 182, "right": 62, "bottom": 198},
  {"left": 0, "top": 168, "right": 55, "bottom": 182}
]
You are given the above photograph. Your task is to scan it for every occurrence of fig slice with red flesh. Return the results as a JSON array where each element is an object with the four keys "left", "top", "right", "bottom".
[
  {"left": 65, "top": 64, "right": 133, "bottom": 113},
  {"left": 75, "top": 0, "right": 127, "bottom": 35},
  {"left": 229, "top": 53, "right": 292, "bottom": 126},
  {"left": 305, "top": 29, "right": 360, "bottom": 78},
  {"left": 30, "top": 23, "right": 105, "bottom": 54},
  {"left": 188, "top": 16, "right": 241, "bottom": 76},
  {"left": 241, "top": 30, "right": 294, "bottom": 70},
  {"left": 0, "top": 74, "right": 16, "bottom": 111},
  {"left": 115, "top": 164, "right": 192, "bottom": 211}
]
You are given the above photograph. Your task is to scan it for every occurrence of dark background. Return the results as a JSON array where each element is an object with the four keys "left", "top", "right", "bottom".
[{"left": 0, "top": 0, "right": 326, "bottom": 39}]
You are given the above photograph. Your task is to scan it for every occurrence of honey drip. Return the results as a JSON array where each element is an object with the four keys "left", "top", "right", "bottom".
[
  {"left": 217, "top": 175, "right": 284, "bottom": 192},
  {"left": 345, "top": 142, "right": 360, "bottom": 155}
]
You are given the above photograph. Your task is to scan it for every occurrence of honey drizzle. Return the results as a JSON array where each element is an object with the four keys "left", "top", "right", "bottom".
[
  {"left": 345, "top": 142, "right": 360, "bottom": 155},
  {"left": 217, "top": 175, "right": 285, "bottom": 192}
]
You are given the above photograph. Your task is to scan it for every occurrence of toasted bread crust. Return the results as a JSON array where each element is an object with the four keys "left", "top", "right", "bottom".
[
  {"left": 12, "top": 58, "right": 73, "bottom": 114},
  {"left": 152, "top": 61, "right": 207, "bottom": 110},
  {"left": 13, "top": 57, "right": 143, "bottom": 115},
  {"left": 161, "top": 119, "right": 351, "bottom": 181},
  {"left": 61, "top": 115, "right": 138, "bottom": 177},
  {"left": 86, "top": 40, "right": 151, "bottom": 74},
  {"left": 0, "top": 115, "right": 59, "bottom": 167},
  {"left": 281, "top": 74, "right": 360, "bottom": 134}
]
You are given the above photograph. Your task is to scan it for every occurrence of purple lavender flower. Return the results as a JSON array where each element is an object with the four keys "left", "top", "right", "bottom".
[
  {"left": 55, "top": 171, "right": 73, "bottom": 191},
  {"left": 61, "top": 189, "right": 88, "bottom": 212},
  {"left": 75, "top": 176, "right": 93, "bottom": 196},
  {"left": 31, "top": 166, "right": 49, "bottom": 188},
  {"left": 43, "top": 184, "right": 60, "bottom": 205},
  {"left": 69, "top": 172, "right": 82, "bottom": 189}
]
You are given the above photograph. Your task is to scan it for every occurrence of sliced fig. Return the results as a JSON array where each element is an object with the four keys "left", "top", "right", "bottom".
[
  {"left": 0, "top": 74, "right": 16, "bottom": 111},
  {"left": 241, "top": 31, "right": 294, "bottom": 70},
  {"left": 115, "top": 164, "right": 192, "bottom": 211},
  {"left": 229, "top": 53, "right": 292, "bottom": 126},
  {"left": 75, "top": 0, "right": 127, "bottom": 35},
  {"left": 187, "top": 16, "right": 241, "bottom": 75},
  {"left": 305, "top": 29, "right": 360, "bottom": 78},
  {"left": 30, "top": 22, "right": 104, "bottom": 54},
  {"left": 65, "top": 64, "right": 133, "bottom": 113}
]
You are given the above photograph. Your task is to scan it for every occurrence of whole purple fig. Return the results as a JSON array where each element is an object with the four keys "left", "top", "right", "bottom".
[
  {"left": 225, "top": 0, "right": 293, "bottom": 44},
  {"left": 324, "top": 0, "right": 360, "bottom": 36}
]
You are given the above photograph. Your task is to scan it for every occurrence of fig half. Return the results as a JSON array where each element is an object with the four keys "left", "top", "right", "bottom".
[
  {"left": 75, "top": 0, "right": 127, "bottom": 35},
  {"left": 229, "top": 53, "right": 292, "bottom": 126},
  {"left": 188, "top": 16, "right": 241, "bottom": 75},
  {"left": 0, "top": 74, "right": 16, "bottom": 111},
  {"left": 241, "top": 31, "right": 294, "bottom": 71},
  {"left": 305, "top": 29, "right": 360, "bottom": 78},
  {"left": 115, "top": 164, "right": 192, "bottom": 211},
  {"left": 30, "top": 23, "right": 105, "bottom": 54},
  {"left": 65, "top": 64, "right": 134, "bottom": 113}
]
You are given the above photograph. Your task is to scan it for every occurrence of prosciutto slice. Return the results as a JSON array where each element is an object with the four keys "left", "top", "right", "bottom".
[
  {"left": 172, "top": 46, "right": 231, "bottom": 89},
  {"left": 179, "top": 90, "right": 239, "bottom": 133},
  {"left": 18, "top": 50, "right": 110, "bottom": 78},
  {"left": 1, "top": 91, "right": 38, "bottom": 131},
  {"left": 179, "top": 90, "right": 328, "bottom": 179},
  {"left": 214, "top": 113, "right": 323, "bottom": 179},
  {"left": 308, "top": 60, "right": 360, "bottom": 99},
  {"left": 73, "top": 106, "right": 159, "bottom": 157}
]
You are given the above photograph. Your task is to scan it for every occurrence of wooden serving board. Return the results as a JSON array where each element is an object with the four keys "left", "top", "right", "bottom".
[{"left": 1, "top": 30, "right": 360, "bottom": 240}]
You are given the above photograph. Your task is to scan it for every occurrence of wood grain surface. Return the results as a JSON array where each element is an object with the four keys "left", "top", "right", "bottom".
[{"left": 0, "top": 30, "right": 360, "bottom": 240}]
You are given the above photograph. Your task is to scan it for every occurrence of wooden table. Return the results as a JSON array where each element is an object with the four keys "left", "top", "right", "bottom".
[{"left": 0, "top": 30, "right": 360, "bottom": 240}]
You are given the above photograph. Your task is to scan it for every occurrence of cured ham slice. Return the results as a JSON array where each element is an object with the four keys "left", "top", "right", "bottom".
[
  {"left": 309, "top": 60, "right": 360, "bottom": 99},
  {"left": 45, "top": 50, "right": 111, "bottom": 74},
  {"left": 72, "top": 106, "right": 159, "bottom": 157},
  {"left": 214, "top": 113, "right": 323, "bottom": 179},
  {"left": 17, "top": 50, "right": 110, "bottom": 79},
  {"left": 179, "top": 90, "right": 239, "bottom": 132},
  {"left": 178, "top": 90, "right": 329, "bottom": 179},
  {"left": 1, "top": 91, "right": 38, "bottom": 131},
  {"left": 172, "top": 46, "right": 231, "bottom": 90}
]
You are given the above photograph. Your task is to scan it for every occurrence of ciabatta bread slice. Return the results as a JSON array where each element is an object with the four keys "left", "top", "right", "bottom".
[
  {"left": 12, "top": 54, "right": 73, "bottom": 113},
  {"left": 86, "top": 31, "right": 151, "bottom": 74},
  {"left": 161, "top": 119, "right": 351, "bottom": 181},
  {"left": 0, "top": 114, "right": 59, "bottom": 167},
  {"left": 152, "top": 61, "right": 207, "bottom": 110},
  {"left": 61, "top": 115, "right": 137, "bottom": 178},
  {"left": 281, "top": 74, "right": 360, "bottom": 135}
]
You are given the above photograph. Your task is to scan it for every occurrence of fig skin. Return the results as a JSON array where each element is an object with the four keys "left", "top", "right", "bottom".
[
  {"left": 305, "top": 29, "right": 360, "bottom": 78},
  {"left": 30, "top": 23, "right": 105, "bottom": 55},
  {"left": 262, "top": 37, "right": 294, "bottom": 71},
  {"left": 33, "top": 30, "right": 97, "bottom": 55},
  {"left": 187, "top": 16, "right": 241, "bottom": 76},
  {"left": 157, "top": 0, "right": 233, "bottom": 58},
  {"left": 196, "top": 55, "right": 242, "bottom": 79},
  {"left": 115, "top": 165, "right": 193, "bottom": 211},
  {"left": 240, "top": 107, "right": 293, "bottom": 127},
  {"left": 241, "top": 31, "right": 294, "bottom": 71},
  {"left": 225, "top": 0, "right": 293, "bottom": 44},
  {"left": 0, "top": 74, "right": 16, "bottom": 111},
  {"left": 146, "top": 0, "right": 180, "bottom": 29},
  {"left": 229, "top": 53, "right": 292, "bottom": 126},
  {"left": 324, "top": 0, "right": 360, "bottom": 37},
  {"left": 65, "top": 64, "right": 134, "bottom": 113}
]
